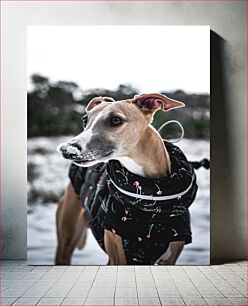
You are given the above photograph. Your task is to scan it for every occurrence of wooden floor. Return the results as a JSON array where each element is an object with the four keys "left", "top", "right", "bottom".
[{"left": 1, "top": 260, "right": 247, "bottom": 305}]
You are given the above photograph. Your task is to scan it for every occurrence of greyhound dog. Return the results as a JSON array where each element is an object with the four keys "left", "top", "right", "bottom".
[{"left": 56, "top": 93, "right": 197, "bottom": 265}]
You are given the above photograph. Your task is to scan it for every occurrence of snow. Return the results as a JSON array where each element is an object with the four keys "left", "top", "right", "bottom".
[{"left": 56, "top": 142, "right": 81, "bottom": 156}]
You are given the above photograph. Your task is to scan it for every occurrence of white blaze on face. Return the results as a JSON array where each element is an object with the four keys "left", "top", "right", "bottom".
[
  {"left": 69, "top": 111, "right": 104, "bottom": 151},
  {"left": 70, "top": 129, "right": 93, "bottom": 151}
]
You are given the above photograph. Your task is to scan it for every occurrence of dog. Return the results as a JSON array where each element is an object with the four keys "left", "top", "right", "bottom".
[{"left": 56, "top": 93, "right": 198, "bottom": 265}]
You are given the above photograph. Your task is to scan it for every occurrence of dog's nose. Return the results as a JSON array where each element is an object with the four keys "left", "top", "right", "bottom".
[{"left": 57, "top": 142, "right": 82, "bottom": 160}]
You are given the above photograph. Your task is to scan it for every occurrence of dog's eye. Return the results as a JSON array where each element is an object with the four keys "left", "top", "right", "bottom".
[
  {"left": 110, "top": 116, "right": 124, "bottom": 127},
  {"left": 81, "top": 115, "right": 88, "bottom": 128}
]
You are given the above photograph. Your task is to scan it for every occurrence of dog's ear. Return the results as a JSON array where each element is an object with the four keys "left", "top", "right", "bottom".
[
  {"left": 132, "top": 93, "right": 185, "bottom": 113},
  {"left": 86, "top": 96, "right": 115, "bottom": 112}
]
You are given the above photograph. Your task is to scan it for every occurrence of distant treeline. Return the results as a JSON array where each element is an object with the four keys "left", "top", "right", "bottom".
[{"left": 28, "top": 74, "right": 210, "bottom": 139}]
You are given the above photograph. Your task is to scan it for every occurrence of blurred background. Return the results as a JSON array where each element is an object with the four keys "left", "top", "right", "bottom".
[{"left": 27, "top": 26, "right": 210, "bottom": 265}]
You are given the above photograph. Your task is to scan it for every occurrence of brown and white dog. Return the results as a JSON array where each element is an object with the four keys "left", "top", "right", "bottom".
[{"left": 56, "top": 93, "right": 186, "bottom": 265}]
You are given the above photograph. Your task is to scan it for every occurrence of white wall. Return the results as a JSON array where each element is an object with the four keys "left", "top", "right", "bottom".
[{"left": 1, "top": 1, "right": 246, "bottom": 261}]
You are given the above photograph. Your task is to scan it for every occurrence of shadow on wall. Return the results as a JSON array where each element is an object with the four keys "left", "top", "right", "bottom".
[{"left": 210, "top": 31, "right": 237, "bottom": 263}]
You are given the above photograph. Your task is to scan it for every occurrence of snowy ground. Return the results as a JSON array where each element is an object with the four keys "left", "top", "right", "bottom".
[{"left": 27, "top": 136, "right": 210, "bottom": 265}]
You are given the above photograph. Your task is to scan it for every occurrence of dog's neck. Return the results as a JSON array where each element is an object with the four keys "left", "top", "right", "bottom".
[{"left": 117, "top": 125, "right": 171, "bottom": 178}]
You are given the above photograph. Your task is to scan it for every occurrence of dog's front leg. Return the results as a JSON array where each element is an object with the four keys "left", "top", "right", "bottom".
[
  {"left": 56, "top": 182, "right": 88, "bottom": 265},
  {"left": 104, "top": 229, "right": 127, "bottom": 265},
  {"left": 157, "top": 241, "right": 185, "bottom": 265}
]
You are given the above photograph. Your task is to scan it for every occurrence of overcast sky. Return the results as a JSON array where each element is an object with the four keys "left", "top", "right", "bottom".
[{"left": 27, "top": 26, "right": 210, "bottom": 94}]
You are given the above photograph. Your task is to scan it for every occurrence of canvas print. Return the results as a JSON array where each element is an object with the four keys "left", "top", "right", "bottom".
[{"left": 27, "top": 26, "right": 210, "bottom": 265}]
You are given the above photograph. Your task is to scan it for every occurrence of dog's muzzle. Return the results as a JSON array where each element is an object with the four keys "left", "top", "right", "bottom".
[{"left": 57, "top": 142, "right": 114, "bottom": 164}]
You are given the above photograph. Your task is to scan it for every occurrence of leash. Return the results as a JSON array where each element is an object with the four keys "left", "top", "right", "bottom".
[
  {"left": 158, "top": 120, "right": 184, "bottom": 143},
  {"left": 189, "top": 159, "right": 210, "bottom": 170},
  {"left": 158, "top": 120, "right": 210, "bottom": 170}
]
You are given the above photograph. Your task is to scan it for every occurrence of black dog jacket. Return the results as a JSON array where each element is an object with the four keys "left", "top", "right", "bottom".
[{"left": 69, "top": 141, "right": 198, "bottom": 265}]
